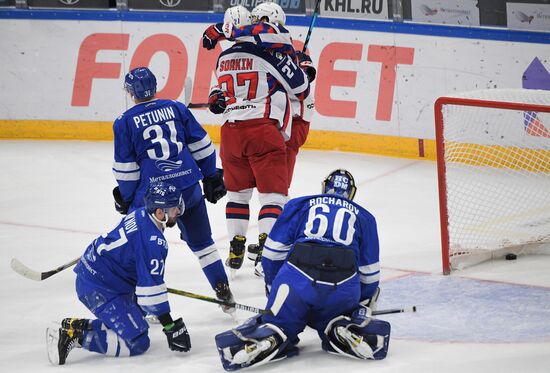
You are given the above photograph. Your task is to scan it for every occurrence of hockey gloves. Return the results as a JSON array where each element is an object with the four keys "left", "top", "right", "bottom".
[
  {"left": 208, "top": 88, "right": 227, "bottom": 114},
  {"left": 360, "top": 287, "right": 380, "bottom": 311},
  {"left": 163, "top": 318, "right": 191, "bottom": 352},
  {"left": 202, "top": 23, "right": 224, "bottom": 50},
  {"left": 112, "top": 186, "right": 130, "bottom": 215},
  {"left": 296, "top": 51, "right": 317, "bottom": 83},
  {"left": 203, "top": 168, "right": 227, "bottom": 204}
]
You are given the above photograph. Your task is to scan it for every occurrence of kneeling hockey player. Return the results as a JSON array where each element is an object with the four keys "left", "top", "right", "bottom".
[
  {"left": 215, "top": 169, "right": 390, "bottom": 370},
  {"left": 47, "top": 182, "right": 191, "bottom": 365}
]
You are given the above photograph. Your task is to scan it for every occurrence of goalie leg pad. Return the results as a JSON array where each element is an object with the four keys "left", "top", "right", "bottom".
[
  {"left": 215, "top": 316, "right": 298, "bottom": 371},
  {"left": 322, "top": 315, "right": 391, "bottom": 360}
]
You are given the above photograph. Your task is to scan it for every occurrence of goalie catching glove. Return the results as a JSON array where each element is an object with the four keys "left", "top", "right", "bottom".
[{"left": 203, "top": 168, "right": 227, "bottom": 204}]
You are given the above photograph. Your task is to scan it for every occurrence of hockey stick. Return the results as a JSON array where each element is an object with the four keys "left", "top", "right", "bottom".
[
  {"left": 10, "top": 256, "right": 417, "bottom": 316},
  {"left": 372, "top": 306, "right": 417, "bottom": 316},
  {"left": 302, "top": 0, "right": 321, "bottom": 53},
  {"left": 11, "top": 256, "right": 80, "bottom": 281},
  {"left": 167, "top": 286, "right": 416, "bottom": 317},
  {"left": 184, "top": 76, "right": 209, "bottom": 109},
  {"left": 167, "top": 287, "right": 271, "bottom": 314}
]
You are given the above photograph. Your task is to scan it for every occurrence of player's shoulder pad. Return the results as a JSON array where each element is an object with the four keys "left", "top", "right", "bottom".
[
  {"left": 354, "top": 202, "right": 376, "bottom": 223},
  {"left": 285, "top": 194, "right": 317, "bottom": 208},
  {"left": 268, "top": 22, "right": 290, "bottom": 34},
  {"left": 219, "top": 41, "right": 262, "bottom": 59}
]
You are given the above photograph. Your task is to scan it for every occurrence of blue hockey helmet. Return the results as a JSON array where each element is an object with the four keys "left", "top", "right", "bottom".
[
  {"left": 124, "top": 67, "right": 157, "bottom": 100},
  {"left": 322, "top": 169, "right": 357, "bottom": 201},
  {"left": 144, "top": 182, "right": 184, "bottom": 216}
]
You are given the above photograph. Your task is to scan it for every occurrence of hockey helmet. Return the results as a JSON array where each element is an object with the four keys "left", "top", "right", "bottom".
[
  {"left": 251, "top": 2, "right": 286, "bottom": 26},
  {"left": 322, "top": 169, "right": 357, "bottom": 201},
  {"left": 144, "top": 182, "right": 184, "bottom": 216},
  {"left": 224, "top": 5, "right": 252, "bottom": 28},
  {"left": 124, "top": 67, "right": 157, "bottom": 100}
]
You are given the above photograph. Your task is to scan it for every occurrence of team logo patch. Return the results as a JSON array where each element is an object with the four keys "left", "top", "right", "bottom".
[{"left": 155, "top": 159, "right": 183, "bottom": 172}]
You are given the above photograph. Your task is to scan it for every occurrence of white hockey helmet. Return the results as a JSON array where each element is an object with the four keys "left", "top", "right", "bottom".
[
  {"left": 251, "top": 2, "right": 286, "bottom": 26},
  {"left": 224, "top": 5, "right": 252, "bottom": 28}
]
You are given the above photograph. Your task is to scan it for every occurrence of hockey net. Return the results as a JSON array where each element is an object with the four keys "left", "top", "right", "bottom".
[{"left": 434, "top": 89, "right": 550, "bottom": 274}]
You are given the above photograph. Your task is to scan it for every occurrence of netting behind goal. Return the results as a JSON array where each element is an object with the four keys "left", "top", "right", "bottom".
[{"left": 434, "top": 89, "right": 550, "bottom": 274}]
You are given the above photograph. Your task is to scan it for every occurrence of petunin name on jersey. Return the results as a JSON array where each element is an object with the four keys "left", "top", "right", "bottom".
[
  {"left": 219, "top": 58, "right": 253, "bottom": 72},
  {"left": 309, "top": 196, "right": 359, "bottom": 215},
  {"left": 132, "top": 106, "right": 176, "bottom": 128}
]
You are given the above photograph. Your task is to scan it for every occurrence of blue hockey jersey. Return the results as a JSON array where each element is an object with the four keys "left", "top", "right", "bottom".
[
  {"left": 112, "top": 99, "right": 217, "bottom": 209},
  {"left": 261, "top": 194, "right": 380, "bottom": 300},
  {"left": 74, "top": 208, "right": 171, "bottom": 316}
]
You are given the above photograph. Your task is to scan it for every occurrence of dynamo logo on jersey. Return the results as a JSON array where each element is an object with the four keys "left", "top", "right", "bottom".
[{"left": 155, "top": 159, "right": 183, "bottom": 172}]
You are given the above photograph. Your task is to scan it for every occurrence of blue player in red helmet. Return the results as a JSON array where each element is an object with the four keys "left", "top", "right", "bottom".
[
  {"left": 215, "top": 169, "right": 390, "bottom": 370},
  {"left": 47, "top": 182, "right": 190, "bottom": 365}
]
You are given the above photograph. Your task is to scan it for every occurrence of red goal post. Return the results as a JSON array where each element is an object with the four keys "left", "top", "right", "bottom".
[{"left": 434, "top": 89, "right": 550, "bottom": 275}]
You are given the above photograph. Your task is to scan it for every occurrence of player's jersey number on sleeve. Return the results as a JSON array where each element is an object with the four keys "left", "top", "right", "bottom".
[{"left": 150, "top": 259, "right": 165, "bottom": 275}]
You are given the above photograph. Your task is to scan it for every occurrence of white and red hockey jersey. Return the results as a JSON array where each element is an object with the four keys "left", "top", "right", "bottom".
[{"left": 215, "top": 42, "right": 310, "bottom": 139}]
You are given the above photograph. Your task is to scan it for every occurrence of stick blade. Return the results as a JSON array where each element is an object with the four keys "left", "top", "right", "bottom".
[
  {"left": 184, "top": 77, "right": 193, "bottom": 106},
  {"left": 11, "top": 258, "right": 42, "bottom": 281}
]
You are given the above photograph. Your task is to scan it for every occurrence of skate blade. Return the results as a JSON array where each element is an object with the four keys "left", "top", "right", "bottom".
[{"left": 46, "top": 326, "right": 60, "bottom": 365}]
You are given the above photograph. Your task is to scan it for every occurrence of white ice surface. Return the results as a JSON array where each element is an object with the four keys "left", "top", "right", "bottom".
[{"left": 1, "top": 141, "right": 549, "bottom": 372}]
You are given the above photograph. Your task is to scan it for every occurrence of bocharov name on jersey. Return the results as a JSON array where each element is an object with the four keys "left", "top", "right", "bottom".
[{"left": 309, "top": 195, "right": 360, "bottom": 215}]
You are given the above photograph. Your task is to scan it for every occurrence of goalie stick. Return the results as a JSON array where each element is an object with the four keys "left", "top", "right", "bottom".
[
  {"left": 168, "top": 285, "right": 417, "bottom": 317},
  {"left": 167, "top": 287, "right": 270, "bottom": 314},
  {"left": 11, "top": 257, "right": 417, "bottom": 316}
]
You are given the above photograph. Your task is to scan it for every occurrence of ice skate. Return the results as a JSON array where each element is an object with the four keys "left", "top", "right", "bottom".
[
  {"left": 46, "top": 326, "right": 83, "bottom": 365},
  {"left": 215, "top": 281, "right": 237, "bottom": 318},
  {"left": 61, "top": 318, "right": 90, "bottom": 331},
  {"left": 247, "top": 233, "right": 267, "bottom": 261},
  {"left": 225, "top": 235, "right": 246, "bottom": 272}
]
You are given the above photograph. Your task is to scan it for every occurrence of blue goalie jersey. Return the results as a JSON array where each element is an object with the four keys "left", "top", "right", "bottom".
[
  {"left": 74, "top": 208, "right": 171, "bottom": 316},
  {"left": 112, "top": 99, "right": 217, "bottom": 209},
  {"left": 261, "top": 194, "right": 380, "bottom": 300}
]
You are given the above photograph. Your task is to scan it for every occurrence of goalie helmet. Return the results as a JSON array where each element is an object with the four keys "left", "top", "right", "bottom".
[
  {"left": 124, "top": 67, "right": 157, "bottom": 100},
  {"left": 251, "top": 2, "right": 286, "bottom": 26},
  {"left": 144, "top": 182, "right": 184, "bottom": 216},
  {"left": 224, "top": 5, "right": 252, "bottom": 28},
  {"left": 322, "top": 169, "right": 357, "bottom": 201}
]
